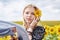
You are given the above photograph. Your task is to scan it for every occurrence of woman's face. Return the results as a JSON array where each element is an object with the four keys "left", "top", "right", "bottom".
[{"left": 23, "top": 7, "right": 35, "bottom": 24}]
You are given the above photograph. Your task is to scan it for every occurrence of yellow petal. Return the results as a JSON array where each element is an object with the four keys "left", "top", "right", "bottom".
[{"left": 34, "top": 9, "right": 41, "bottom": 18}]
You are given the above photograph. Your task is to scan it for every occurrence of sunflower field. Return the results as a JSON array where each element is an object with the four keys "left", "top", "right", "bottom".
[
  {"left": 42, "top": 24, "right": 60, "bottom": 40},
  {"left": 14, "top": 21, "right": 60, "bottom": 40}
]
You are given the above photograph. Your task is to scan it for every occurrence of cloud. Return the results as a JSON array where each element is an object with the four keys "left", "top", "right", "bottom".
[
  {"left": 0, "top": 0, "right": 60, "bottom": 21},
  {"left": 0, "top": 1, "right": 24, "bottom": 21},
  {"left": 35, "top": 0, "right": 60, "bottom": 21}
]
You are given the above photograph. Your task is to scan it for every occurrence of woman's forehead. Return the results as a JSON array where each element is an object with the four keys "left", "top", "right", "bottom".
[{"left": 24, "top": 7, "right": 35, "bottom": 12}]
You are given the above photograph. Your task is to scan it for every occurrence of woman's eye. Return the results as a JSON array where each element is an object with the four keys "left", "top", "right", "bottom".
[
  {"left": 26, "top": 12, "right": 29, "bottom": 14},
  {"left": 31, "top": 12, "right": 34, "bottom": 15}
]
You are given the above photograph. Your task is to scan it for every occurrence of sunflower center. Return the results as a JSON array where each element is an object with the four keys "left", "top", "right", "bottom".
[
  {"left": 58, "top": 29, "right": 60, "bottom": 32},
  {"left": 51, "top": 29, "right": 54, "bottom": 32}
]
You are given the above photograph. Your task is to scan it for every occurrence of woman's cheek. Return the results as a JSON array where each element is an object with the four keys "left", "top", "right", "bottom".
[
  {"left": 24, "top": 14, "right": 27, "bottom": 19},
  {"left": 31, "top": 16, "right": 35, "bottom": 20}
]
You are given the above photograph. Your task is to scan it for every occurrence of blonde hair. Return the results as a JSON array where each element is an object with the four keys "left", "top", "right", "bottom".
[{"left": 23, "top": 4, "right": 42, "bottom": 29}]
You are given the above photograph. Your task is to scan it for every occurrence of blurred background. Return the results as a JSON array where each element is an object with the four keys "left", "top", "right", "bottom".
[{"left": 0, "top": 0, "right": 60, "bottom": 40}]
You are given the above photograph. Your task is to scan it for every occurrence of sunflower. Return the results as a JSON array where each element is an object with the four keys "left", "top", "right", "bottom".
[
  {"left": 34, "top": 9, "right": 41, "bottom": 18},
  {"left": 44, "top": 25, "right": 49, "bottom": 31},
  {"left": 57, "top": 35, "right": 60, "bottom": 40},
  {"left": 6, "top": 35, "right": 11, "bottom": 40},
  {"left": 43, "top": 25, "right": 49, "bottom": 36},
  {"left": 44, "top": 29, "right": 49, "bottom": 37},
  {"left": 49, "top": 27, "right": 55, "bottom": 34},
  {"left": 55, "top": 25, "right": 60, "bottom": 35},
  {"left": 0, "top": 37, "right": 3, "bottom": 40},
  {"left": 0, "top": 36, "right": 7, "bottom": 40}
]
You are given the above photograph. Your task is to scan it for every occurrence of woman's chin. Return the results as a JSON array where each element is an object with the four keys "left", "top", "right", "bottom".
[{"left": 26, "top": 21, "right": 31, "bottom": 24}]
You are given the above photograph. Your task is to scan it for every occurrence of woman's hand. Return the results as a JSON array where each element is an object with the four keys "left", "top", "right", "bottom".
[
  {"left": 27, "top": 17, "right": 40, "bottom": 32},
  {"left": 30, "top": 17, "right": 40, "bottom": 29}
]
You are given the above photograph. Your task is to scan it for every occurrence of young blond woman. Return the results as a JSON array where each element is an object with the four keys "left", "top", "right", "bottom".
[{"left": 23, "top": 4, "right": 45, "bottom": 40}]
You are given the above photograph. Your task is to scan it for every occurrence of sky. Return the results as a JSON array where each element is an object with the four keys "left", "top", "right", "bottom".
[{"left": 0, "top": 0, "right": 60, "bottom": 21}]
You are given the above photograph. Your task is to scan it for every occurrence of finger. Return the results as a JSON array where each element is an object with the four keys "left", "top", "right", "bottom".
[
  {"left": 36, "top": 17, "right": 40, "bottom": 22},
  {"left": 34, "top": 16, "right": 36, "bottom": 20}
]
